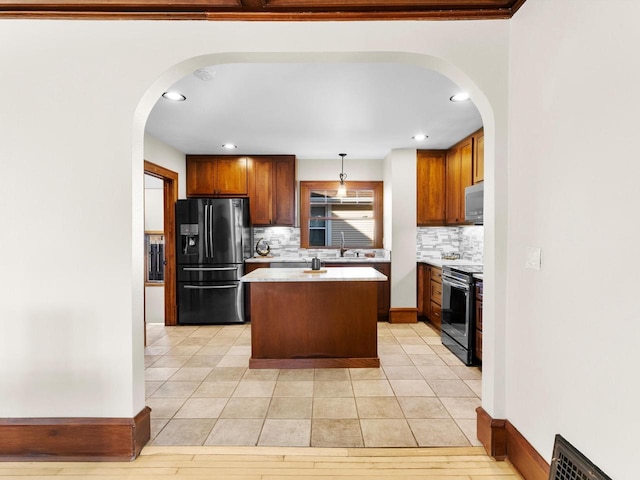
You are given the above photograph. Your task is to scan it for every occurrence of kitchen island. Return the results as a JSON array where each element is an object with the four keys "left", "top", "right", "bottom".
[{"left": 241, "top": 267, "right": 387, "bottom": 369}]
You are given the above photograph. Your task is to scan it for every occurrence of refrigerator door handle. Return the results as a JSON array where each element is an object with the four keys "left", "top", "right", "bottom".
[
  {"left": 183, "top": 267, "right": 238, "bottom": 272},
  {"left": 209, "top": 201, "right": 214, "bottom": 258},
  {"left": 184, "top": 284, "right": 238, "bottom": 290},
  {"left": 204, "top": 203, "right": 209, "bottom": 259}
]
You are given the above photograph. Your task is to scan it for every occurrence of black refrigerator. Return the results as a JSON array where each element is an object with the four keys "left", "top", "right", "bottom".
[{"left": 175, "top": 198, "right": 252, "bottom": 324}]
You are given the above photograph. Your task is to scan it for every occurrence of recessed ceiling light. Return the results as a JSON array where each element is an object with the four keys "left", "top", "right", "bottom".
[
  {"left": 450, "top": 92, "right": 470, "bottom": 102},
  {"left": 412, "top": 134, "right": 429, "bottom": 141},
  {"left": 162, "top": 91, "right": 186, "bottom": 101},
  {"left": 222, "top": 143, "right": 237, "bottom": 149}
]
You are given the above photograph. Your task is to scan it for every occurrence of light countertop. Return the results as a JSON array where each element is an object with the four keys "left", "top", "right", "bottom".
[
  {"left": 247, "top": 256, "right": 390, "bottom": 264},
  {"left": 241, "top": 266, "right": 388, "bottom": 283},
  {"left": 418, "top": 258, "right": 483, "bottom": 268}
]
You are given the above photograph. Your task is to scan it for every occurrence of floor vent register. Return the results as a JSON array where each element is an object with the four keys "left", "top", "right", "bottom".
[{"left": 549, "top": 435, "right": 611, "bottom": 480}]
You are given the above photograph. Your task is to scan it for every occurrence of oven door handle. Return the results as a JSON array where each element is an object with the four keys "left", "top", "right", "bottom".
[
  {"left": 443, "top": 278, "right": 470, "bottom": 290},
  {"left": 184, "top": 284, "right": 238, "bottom": 290}
]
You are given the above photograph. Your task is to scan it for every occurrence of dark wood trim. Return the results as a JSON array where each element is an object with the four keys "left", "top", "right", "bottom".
[
  {"left": 389, "top": 307, "right": 418, "bottom": 323},
  {"left": 250, "top": 357, "right": 380, "bottom": 369},
  {"left": 0, "top": 407, "right": 151, "bottom": 461},
  {"left": 476, "top": 407, "right": 550, "bottom": 480},
  {"left": 144, "top": 161, "right": 178, "bottom": 327},
  {"left": 505, "top": 421, "right": 550, "bottom": 480},
  {"left": 0, "top": 1, "right": 528, "bottom": 21},
  {"left": 476, "top": 406, "right": 507, "bottom": 460}
]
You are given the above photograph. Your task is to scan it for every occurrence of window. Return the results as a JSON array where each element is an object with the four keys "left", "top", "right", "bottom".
[{"left": 300, "top": 181, "right": 383, "bottom": 249}]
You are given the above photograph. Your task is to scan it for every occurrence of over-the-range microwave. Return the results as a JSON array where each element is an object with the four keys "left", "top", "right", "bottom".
[{"left": 465, "top": 182, "right": 484, "bottom": 224}]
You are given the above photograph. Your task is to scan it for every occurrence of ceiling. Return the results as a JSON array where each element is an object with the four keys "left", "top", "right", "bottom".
[{"left": 145, "top": 62, "right": 483, "bottom": 160}]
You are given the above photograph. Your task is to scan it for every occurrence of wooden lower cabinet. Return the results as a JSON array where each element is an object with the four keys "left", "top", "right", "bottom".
[
  {"left": 475, "top": 280, "right": 483, "bottom": 363},
  {"left": 417, "top": 263, "right": 442, "bottom": 331}
]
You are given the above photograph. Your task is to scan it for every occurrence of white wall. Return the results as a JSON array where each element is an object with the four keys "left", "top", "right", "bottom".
[
  {"left": 0, "top": 20, "right": 509, "bottom": 422},
  {"left": 508, "top": 1, "right": 640, "bottom": 478},
  {"left": 297, "top": 157, "right": 383, "bottom": 181},
  {"left": 144, "top": 133, "right": 187, "bottom": 199}
]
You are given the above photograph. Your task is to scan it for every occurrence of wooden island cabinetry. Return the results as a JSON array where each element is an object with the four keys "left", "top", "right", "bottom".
[
  {"left": 247, "top": 156, "right": 296, "bottom": 226},
  {"left": 186, "top": 155, "right": 248, "bottom": 196},
  {"left": 329, "top": 262, "right": 390, "bottom": 320}
]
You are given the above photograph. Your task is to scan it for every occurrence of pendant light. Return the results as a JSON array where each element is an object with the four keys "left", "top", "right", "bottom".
[{"left": 337, "top": 153, "right": 347, "bottom": 198}]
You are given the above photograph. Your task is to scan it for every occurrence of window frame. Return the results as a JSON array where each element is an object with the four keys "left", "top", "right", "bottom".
[{"left": 299, "top": 180, "right": 384, "bottom": 250}]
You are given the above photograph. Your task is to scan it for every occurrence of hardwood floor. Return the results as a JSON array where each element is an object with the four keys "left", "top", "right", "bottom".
[{"left": 0, "top": 445, "right": 523, "bottom": 478}]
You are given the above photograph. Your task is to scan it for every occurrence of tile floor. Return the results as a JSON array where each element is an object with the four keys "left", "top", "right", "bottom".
[{"left": 145, "top": 321, "right": 482, "bottom": 448}]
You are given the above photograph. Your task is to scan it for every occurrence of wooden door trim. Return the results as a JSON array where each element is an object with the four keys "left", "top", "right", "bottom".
[{"left": 144, "top": 161, "right": 178, "bottom": 327}]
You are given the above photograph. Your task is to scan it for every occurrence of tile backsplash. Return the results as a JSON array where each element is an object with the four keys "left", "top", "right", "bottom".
[
  {"left": 252, "top": 225, "right": 483, "bottom": 263},
  {"left": 417, "top": 226, "right": 483, "bottom": 263}
]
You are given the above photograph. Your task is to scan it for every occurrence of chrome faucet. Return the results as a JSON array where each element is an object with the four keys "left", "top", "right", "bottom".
[{"left": 340, "top": 231, "right": 348, "bottom": 257}]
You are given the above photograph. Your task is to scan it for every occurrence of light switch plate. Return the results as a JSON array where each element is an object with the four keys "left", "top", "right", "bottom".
[{"left": 525, "top": 246, "right": 541, "bottom": 270}]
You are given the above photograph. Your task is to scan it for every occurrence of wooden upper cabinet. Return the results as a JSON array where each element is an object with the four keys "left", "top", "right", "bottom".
[
  {"left": 416, "top": 150, "right": 446, "bottom": 226},
  {"left": 186, "top": 156, "right": 248, "bottom": 197},
  {"left": 247, "top": 155, "right": 296, "bottom": 226},
  {"left": 473, "top": 128, "right": 484, "bottom": 184},
  {"left": 445, "top": 136, "right": 473, "bottom": 225}
]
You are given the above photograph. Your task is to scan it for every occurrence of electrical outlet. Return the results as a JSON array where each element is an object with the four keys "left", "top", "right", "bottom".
[{"left": 525, "top": 246, "right": 541, "bottom": 270}]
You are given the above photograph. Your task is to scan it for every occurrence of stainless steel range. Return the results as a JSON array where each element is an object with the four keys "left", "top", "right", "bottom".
[{"left": 441, "top": 264, "right": 482, "bottom": 365}]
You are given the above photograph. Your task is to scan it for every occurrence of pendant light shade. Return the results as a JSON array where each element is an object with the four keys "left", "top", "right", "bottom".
[{"left": 337, "top": 153, "right": 347, "bottom": 198}]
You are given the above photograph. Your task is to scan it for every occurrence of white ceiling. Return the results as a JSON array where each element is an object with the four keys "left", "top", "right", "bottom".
[{"left": 145, "top": 63, "right": 483, "bottom": 160}]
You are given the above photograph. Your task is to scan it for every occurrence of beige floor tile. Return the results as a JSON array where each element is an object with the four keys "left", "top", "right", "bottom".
[
  {"left": 233, "top": 337, "right": 251, "bottom": 346},
  {"left": 151, "top": 418, "right": 216, "bottom": 446},
  {"left": 389, "top": 379, "right": 435, "bottom": 397},
  {"left": 182, "top": 355, "right": 223, "bottom": 368},
  {"left": 192, "top": 380, "right": 238, "bottom": 398},
  {"left": 312, "top": 397, "right": 358, "bottom": 419},
  {"left": 378, "top": 344, "right": 405, "bottom": 355},
  {"left": 311, "top": 419, "right": 363, "bottom": 447},
  {"left": 379, "top": 354, "right": 413, "bottom": 366},
  {"left": 207, "top": 336, "right": 238, "bottom": 346},
  {"left": 151, "top": 335, "right": 185, "bottom": 346},
  {"left": 188, "top": 326, "right": 222, "bottom": 337},
  {"left": 424, "top": 336, "right": 444, "bottom": 345},
  {"left": 314, "top": 380, "right": 354, "bottom": 397},
  {"left": 146, "top": 397, "right": 186, "bottom": 419},
  {"left": 455, "top": 418, "right": 483, "bottom": 446},
  {"left": 227, "top": 345, "right": 251, "bottom": 356},
  {"left": 397, "top": 336, "right": 427, "bottom": 345},
  {"left": 145, "top": 381, "right": 164, "bottom": 398},
  {"left": 348, "top": 368, "right": 387, "bottom": 380},
  {"left": 205, "top": 367, "right": 247, "bottom": 382},
  {"left": 273, "top": 380, "right": 314, "bottom": 397},
  {"left": 464, "top": 379, "right": 482, "bottom": 396},
  {"left": 352, "top": 379, "right": 394, "bottom": 397},
  {"left": 197, "top": 345, "right": 231, "bottom": 355},
  {"left": 174, "top": 397, "right": 228, "bottom": 418},
  {"left": 429, "top": 344, "right": 451, "bottom": 355},
  {"left": 439, "top": 352, "right": 466, "bottom": 366},
  {"left": 242, "top": 369, "right": 280, "bottom": 381},
  {"left": 409, "top": 354, "right": 446, "bottom": 366},
  {"left": 232, "top": 380, "right": 276, "bottom": 397},
  {"left": 168, "top": 345, "right": 203, "bottom": 356},
  {"left": 278, "top": 369, "right": 314, "bottom": 381},
  {"left": 360, "top": 419, "right": 417, "bottom": 447},
  {"left": 151, "top": 356, "right": 191, "bottom": 368},
  {"left": 401, "top": 344, "right": 435, "bottom": 355},
  {"left": 382, "top": 365, "right": 423, "bottom": 380},
  {"left": 417, "top": 365, "right": 459, "bottom": 380},
  {"left": 149, "top": 417, "right": 169, "bottom": 442},
  {"left": 220, "top": 397, "right": 270, "bottom": 418},
  {"left": 204, "top": 418, "right": 263, "bottom": 446},
  {"left": 355, "top": 397, "right": 404, "bottom": 418},
  {"left": 428, "top": 379, "right": 477, "bottom": 397},
  {"left": 267, "top": 397, "right": 313, "bottom": 419},
  {"left": 258, "top": 419, "right": 311, "bottom": 447},
  {"left": 170, "top": 367, "right": 212, "bottom": 382},
  {"left": 314, "top": 368, "right": 350, "bottom": 381},
  {"left": 407, "top": 418, "right": 470, "bottom": 447},
  {"left": 397, "top": 397, "right": 451, "bottom": 419},
  {"left": 439, "top": 397, "right": 482, "bottom": 419},
  {"left": 145, "top": 367, "right": 179, "bottom": 381},
  {"left": 151, "top": 381, "right": 201, "bottom": 398},
  {"left": 145, "top": 355, "right": 161, "bottom": 367},
  {"left": 179, "top": 336, "right": 210, "bottom": 346},
  {"left": 217, "top": 355, "right": 250, "bottom": 368},
  {"left": 377, "top": 336, "right": 399, "bottom": 345},
  {"left": 450, "top": 365, "right": 482, "bottom": 380}
]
